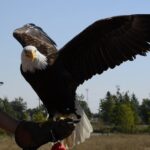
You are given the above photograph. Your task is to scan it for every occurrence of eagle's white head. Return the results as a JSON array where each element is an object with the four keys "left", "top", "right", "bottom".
[{"left": 21, "top": 45, "right": 48, "bottom": 73}]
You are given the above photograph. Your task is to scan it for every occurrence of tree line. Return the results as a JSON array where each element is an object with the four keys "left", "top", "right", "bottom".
[
  {"left": 0, "top": 87, "right": 150, "bottom": 133},
  {"left": 98, "top": 87, "right": 150, "bottom": 133},
  {"left": 0, "top": 97, "right": 47, "bottom": 122},
  {"left": 0, "top": 96, "right": 92, "bottom": 122}
]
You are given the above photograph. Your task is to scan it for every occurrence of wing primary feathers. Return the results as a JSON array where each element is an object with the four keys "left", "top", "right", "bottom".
[{"left": 58, "top": 14, "right": 150, "bottom": 85}]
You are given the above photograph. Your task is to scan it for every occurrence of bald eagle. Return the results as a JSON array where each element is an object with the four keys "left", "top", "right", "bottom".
[{"left": 13, "top": 14, "right": 150, "bottom": 119}]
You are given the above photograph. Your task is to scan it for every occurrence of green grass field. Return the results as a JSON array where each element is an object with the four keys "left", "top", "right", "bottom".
[{"left": 1, "top": 134, "right": 150, "bottom": 150}]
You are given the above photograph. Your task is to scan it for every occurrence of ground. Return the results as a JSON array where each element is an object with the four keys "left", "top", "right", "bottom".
[{"left": 0, "top": 134, "right": 150, "bottom": 150}]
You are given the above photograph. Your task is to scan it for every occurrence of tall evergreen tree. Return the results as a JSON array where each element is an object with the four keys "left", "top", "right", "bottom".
[
  {"left": 130, "top": 93, "right": 140, "bottom": 124},
  {"left": 140, "top": 98, "right": 150, "bottom": 124},
  {"left": 10, "top": 97, "right": 27, "bottom": 120},
  {"left": 99, "top": 91, "right": 116, "bottom": 124}
]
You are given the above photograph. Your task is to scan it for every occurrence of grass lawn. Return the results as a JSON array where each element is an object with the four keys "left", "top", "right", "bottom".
[{"left": 0, "top": 134, "right": 150, "bottom": 150}]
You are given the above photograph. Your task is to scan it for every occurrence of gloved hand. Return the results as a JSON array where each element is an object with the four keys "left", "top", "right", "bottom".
[{"left": 15, "top": 118, "right": 76, "bottom": 149}]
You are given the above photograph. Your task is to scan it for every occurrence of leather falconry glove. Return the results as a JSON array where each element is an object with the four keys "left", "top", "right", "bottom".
[{"left": 15, "top": 118, "right": 76, "bottom": 150}]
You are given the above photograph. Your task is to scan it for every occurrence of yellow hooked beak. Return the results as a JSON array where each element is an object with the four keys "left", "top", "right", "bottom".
[{"left": 25, "top": 50, "right": 36, "bottom": 61}]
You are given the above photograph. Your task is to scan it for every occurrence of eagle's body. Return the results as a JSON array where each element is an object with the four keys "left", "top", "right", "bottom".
[
  {"left": 13, "top": 14, "right": 150, "bottom": 119},
  {"left": 21, "top": 58, "right": 77, "bottom": 117}
]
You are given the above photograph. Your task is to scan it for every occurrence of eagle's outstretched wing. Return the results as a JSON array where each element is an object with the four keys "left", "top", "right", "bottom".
[
  {"left": 58, "top": 14, "right": 150, "bottom": 85},
  {"left": 13, "top": 23, "right": 58, "bottom": 65}
]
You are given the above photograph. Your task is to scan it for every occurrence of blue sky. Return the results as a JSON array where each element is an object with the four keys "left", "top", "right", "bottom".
[{"left": 0, "top": 0, "right": 150, "bottom": 113}]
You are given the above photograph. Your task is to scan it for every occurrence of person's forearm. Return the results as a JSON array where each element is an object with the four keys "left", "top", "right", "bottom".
[{"left": 0, "top": 110, "right": 19, "bottom": 133}]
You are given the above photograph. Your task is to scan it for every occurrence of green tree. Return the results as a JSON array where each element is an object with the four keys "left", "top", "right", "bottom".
[
  {"left": 27, "top": 104, "right": 47, "bottom": 121},
  {"left": 99, "top": 91, "right": 116, "bottom": 124},
  {"left": 113, "top": 103, "right": 135, "bottom": 132},
  {"left": 140, "top": 98, "right": 150, "bottom": 124},
  {"left": 1, "top": 97, "right": 16, "bottom": 117},
  {"left": 99, "top": 88, "right": 138, "bottom": 132},
  {"left": 10, "top": 97, "right": 27, "bottom": 120},
  {"left": 32, "top": 111, "right": 47, "bottom": 122},
  {"left": 130, "top": 93, "right": 140, "bottom": 124}
]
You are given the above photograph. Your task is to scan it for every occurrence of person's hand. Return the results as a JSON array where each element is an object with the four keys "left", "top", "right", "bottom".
[{"left": 15, "top": 118, "right": 76, "bottom": 149}]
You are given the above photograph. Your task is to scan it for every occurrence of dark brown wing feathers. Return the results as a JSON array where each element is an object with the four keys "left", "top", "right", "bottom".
[{"left": 59, "top": 14, "right": 150, "bottom": 85}]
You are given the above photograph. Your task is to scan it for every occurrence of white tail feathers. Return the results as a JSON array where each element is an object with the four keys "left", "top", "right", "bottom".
[{"left": 63, "top": 102, "right": 93, "bottom": 149}]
